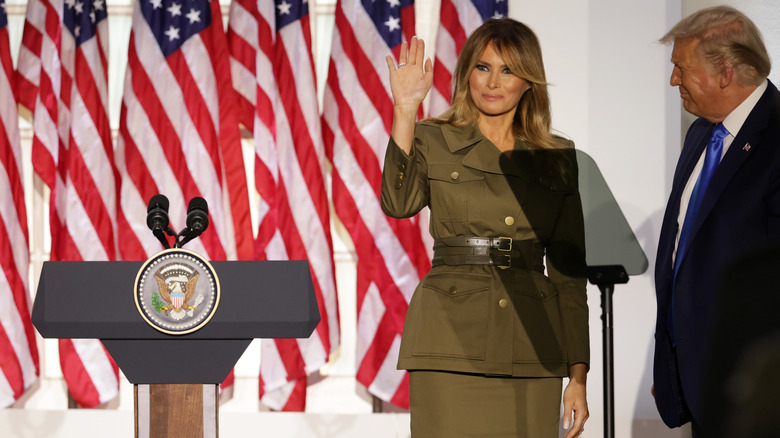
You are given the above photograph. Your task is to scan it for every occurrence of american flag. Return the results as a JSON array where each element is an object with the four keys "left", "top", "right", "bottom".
[
  {"left": 116, "top": 0, "right": 253, "bottom": 264},
  {"left": 428, "top": 0, "right": 507, "bottom": 117},
  {"left": 15, "top": 0, "right": 120, "bottom": 408},
  {"left": 227, "top": 0, "right": 339, "bottom": 411},
  {"left": 322, "top": 0, "right": 431, "bottom": 408},
  {"left": 0, "top": 0, "right": 39, "bottom": 408}
]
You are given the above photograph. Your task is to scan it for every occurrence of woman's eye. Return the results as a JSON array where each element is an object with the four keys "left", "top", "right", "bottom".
[
  {"left": 476, "top": 64, "right": 488, "bottom": 71},
  {"left": 502, "top": 68, "right": 512, "bottom": 74}
]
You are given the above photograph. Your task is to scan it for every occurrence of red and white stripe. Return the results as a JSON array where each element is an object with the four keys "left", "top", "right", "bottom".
[
  {"left": 0, "top": 9, "right": 39, "bottom": 407},
  {"left": 117, "top": 0, "right": 252, "bottom": 395},
  {"left": 429, "top": 0, "right": 493, "bottom": 117},
  {"left": 15, "top": 0, "right": 119, "bottom": 408},
  {"left": 116, "top": 0, "right": 253, "bottom": 264},
  {"left": 228, "top": 0, "right": 339, "bottom": 411},
  {"left": 227, "top": 0, "right": 277, "bottom": 256},
  {"left": 322, "top": 0, "right": 431, "bottom": 408}
]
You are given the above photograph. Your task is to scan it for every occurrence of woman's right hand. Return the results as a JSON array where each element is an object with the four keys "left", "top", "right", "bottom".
[{"left": 385, "top": 36, "right": 433, "bottom": 112}]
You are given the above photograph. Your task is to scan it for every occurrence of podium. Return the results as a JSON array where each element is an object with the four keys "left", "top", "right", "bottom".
[{"left": 32, "top": 259, "right": 320, "bottom": 438}]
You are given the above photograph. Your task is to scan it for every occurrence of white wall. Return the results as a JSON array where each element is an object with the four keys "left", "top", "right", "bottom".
[
  {"left": 5, "top": 1, "right": 780, "bottom": 437},
  {"left": 514, "top": 1, "right": 682, "bottom": 437}
]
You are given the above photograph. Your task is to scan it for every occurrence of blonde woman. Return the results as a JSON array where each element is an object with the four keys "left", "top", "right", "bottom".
[{"left": 381, "top": 19, "right": 589, "bottom": 437}]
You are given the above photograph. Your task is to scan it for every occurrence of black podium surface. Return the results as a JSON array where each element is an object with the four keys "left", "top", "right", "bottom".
[{"left": 32, "top": 260, "right": 320, "bottom": 384}]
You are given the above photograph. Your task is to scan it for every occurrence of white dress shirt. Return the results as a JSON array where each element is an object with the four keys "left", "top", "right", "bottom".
[{"left": 673, "top": 79, "right": 768, "bottom": 262}]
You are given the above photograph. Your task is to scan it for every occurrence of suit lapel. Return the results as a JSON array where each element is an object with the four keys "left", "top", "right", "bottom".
[
  {"left": 657, "top": 121, "right": 710, "bottom": 285},
  {"left": 676, "top": 82, "right": 776, "bottom": 268}
]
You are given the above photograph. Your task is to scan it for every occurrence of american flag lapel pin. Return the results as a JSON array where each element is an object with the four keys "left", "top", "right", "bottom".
[{"left": 743, "top": 142, "right": 752, "bottom": 151}]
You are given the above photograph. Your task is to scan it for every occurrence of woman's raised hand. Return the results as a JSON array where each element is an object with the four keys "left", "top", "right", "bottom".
[{"left": 385, "top": 36, "right": 434, "bottom": 112}]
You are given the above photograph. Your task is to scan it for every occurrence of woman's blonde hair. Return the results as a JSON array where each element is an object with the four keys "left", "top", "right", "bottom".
[
  {"left": 660, "top": 6, "right": 770, "bottom": 86},
  {"left": 432, "top": 18, "right": 561, "bottom": 150}
]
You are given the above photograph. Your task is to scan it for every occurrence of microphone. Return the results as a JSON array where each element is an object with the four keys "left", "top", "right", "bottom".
[
  {"left": 177, "top": 197, "right": 209, "bottom": 248},
  {"left": 146, "top": 194, "right": 172, "bottom": 249},
  {"left": 146, "top": 194, "right": 169, "bottom": 231}
]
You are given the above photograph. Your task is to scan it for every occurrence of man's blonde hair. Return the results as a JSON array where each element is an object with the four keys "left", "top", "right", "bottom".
[{"left": 660, "top": 6, "right": 770, "bottom": 86}]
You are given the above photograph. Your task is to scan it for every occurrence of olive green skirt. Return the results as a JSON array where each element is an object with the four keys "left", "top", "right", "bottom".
[{"left": 409, "top": 370, "right": 562, "bottom": 437}]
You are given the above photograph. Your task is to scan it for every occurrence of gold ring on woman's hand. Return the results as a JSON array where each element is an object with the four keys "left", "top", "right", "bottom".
[{"left": 398, "top": 63, "right": 407, "bottom": 66}]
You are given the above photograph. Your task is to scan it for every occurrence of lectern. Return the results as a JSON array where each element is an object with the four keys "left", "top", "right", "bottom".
[{"left": 32, "top": 258, "right": 320, "bottom": 438}]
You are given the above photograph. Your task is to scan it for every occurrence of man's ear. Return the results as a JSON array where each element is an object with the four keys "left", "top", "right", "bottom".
[{"left": 720, "top": 65, "right": 735, "bottom": 88}]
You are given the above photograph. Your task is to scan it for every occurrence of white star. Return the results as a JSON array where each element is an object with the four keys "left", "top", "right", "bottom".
[
  {"left": 90, "top": 11, "right": 96, "bottom": 22},
  {"left": 492, "top": 12, "right": 504, "bottom": 19},
  {"left": 277, "top": 0, "right": 292, "bottom": 15},
  {"left": 384, "top": 16, "right": 400, "bottom": 32},
  {"left": 74, "top": 25, "right": 81, "bottom": 37},
  {"left": 93, "top": 0, "right": 105, "bottom": 11},
  {"left": 149, "top": 0, "right": 162, "bottom": 10},
  {"left": 164, "top": 25, "right": 180, "bottom": 41},
  {"left": 74, "top": 1, "right": 84, "bottom": 14},
  {"left": 388, "top": 0, "right": 400, "bottom": 7},
  {"left": 185, "top": 8, "right": 201, "bottom": 24},
  {"left": 65, "top": 0, "right": 76, "bottom": 9},
  {"left": 167, "top": 2, "right": 182, "bottom": 17}
]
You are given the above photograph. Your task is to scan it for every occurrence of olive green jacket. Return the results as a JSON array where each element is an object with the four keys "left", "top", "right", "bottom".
[{"left": 381, "top": 121, "right": 589, "bottom": 378}]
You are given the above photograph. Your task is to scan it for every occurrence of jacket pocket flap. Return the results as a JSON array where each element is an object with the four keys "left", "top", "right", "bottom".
[
  {"left": 512, "top": 272, "right": 559, "bottom": 301},
  {"left": 428, "top": 164, "right": 484, "bottom": 183},
  {"left": 423, "top": 271, "right": 490, "bottom": 296}
]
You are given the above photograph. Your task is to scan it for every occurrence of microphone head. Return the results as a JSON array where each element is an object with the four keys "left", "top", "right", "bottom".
[
  {"left": 186, "top": 197, "right": 209, "bottom": 234},
  {"left": 147, "top": 194, "right": 169, "bottom": 213},
  {"left": 187, "top": 197, "right": 208, "bottom": 215},
  {"left": 146, "top": 194, "right": 170, "bottom": 231}
]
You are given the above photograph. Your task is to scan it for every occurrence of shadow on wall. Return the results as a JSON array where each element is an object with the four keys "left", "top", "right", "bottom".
[{"left": 632, "top": 418, "right": 692, "bottom": 437}]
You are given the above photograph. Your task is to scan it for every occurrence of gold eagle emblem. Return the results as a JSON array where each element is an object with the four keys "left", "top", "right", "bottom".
[{"left": 154, "top": 272, "right": 199, "bottom": 312}]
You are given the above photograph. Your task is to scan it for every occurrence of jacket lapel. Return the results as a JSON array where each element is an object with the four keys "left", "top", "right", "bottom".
[
  {"left": 657, "top": 121, "right": 710, "bottom": 283},
  {"left": 440, "top": 124, "right": 527, "bottom": 178},
  {"left": 683, "top": 81, "right": 776, "bottom": 257}
]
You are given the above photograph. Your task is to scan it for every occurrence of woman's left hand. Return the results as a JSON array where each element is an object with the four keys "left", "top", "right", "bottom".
[{"left": 562, "top": 363, "right": 589, "bottom": 438}]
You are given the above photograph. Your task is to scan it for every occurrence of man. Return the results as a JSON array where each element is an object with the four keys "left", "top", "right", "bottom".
[{"left": 654, "top": 6, "right": 780, "bottom": 435}]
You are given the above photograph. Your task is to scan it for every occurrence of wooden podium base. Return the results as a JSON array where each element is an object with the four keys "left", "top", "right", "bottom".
[{"left": 135, "top": 384, "right": 218, "bottom": 438}]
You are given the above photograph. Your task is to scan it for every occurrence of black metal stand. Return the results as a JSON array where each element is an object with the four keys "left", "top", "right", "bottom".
[{"left": 587, "top": 265, "right": 628, "bottom": 438}]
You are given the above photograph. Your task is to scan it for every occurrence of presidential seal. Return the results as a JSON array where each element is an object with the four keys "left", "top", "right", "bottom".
[{"left": 134, "top": 249, "right": 220, "bottom": 335}]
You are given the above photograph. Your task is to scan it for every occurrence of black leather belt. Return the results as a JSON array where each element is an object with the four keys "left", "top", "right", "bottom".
[{"left": 431, "top": 236, "right": 545, "bottom": 271}]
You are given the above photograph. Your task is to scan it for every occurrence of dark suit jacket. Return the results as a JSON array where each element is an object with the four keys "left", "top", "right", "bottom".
[
  {"left": 654, "top": 80, "right": 780, "bottom": 427},
  {"left": 702, "top": 242, "right": 780, "bottom": 437}
]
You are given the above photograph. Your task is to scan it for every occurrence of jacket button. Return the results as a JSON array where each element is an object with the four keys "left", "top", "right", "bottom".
[
  {"left": 450, "top": 171, "right": 459, "bottom": 180},
  {"left": 394, "top": 181, "right": 402, "bottom": 189},
  {"left": 504, "top": 216, "right": 515, "bottom": 226},
  {"left": 399, "top": 163, "right": 406, "bottom": 172},
  {"left": 398, "top": 172, "right": 405, "bottom": 180},
  {"left": 449, "top": 286, "right": 457, "bottom": 295},
  {"left": 498, "top": 298, "right": 508, "bottom": 308}
]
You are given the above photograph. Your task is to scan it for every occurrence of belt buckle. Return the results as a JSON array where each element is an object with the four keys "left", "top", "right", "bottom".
[
  {"left": 498, "top": 254, "right": 511, "bottom": 270},
  {"left": 496, "top": 237, "right": 512, "bottom": 252}
]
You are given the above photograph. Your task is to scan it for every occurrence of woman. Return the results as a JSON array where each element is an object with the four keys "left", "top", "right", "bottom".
[{"left": 381, "top": 19, "right": 589, "bottom": 437}]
